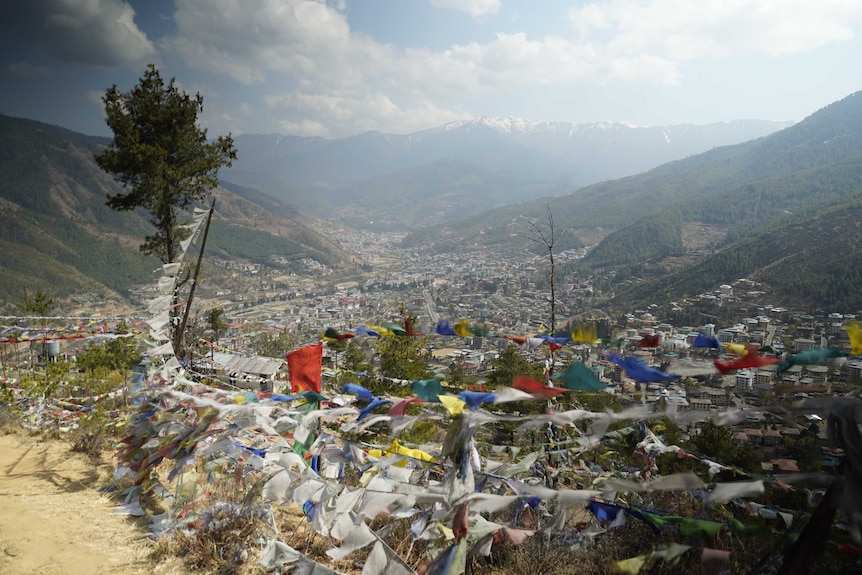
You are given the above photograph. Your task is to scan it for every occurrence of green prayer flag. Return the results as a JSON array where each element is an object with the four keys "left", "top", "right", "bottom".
[
  {"left": 679, "top": 518, "right": 724, "bottom": 540},
  {"left": 411, "top": 379, "right": 443, "bottom": 403},
  {"left": 729, "top": 518, "right": 766, "bottom": 534},
  {"left": 551, "top": 361, "right": 607, "bottom": 391}
]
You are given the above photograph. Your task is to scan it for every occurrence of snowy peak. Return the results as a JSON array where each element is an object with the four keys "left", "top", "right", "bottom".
[{"left": 433, "top": 116, "right": 643, "bottom": 135}]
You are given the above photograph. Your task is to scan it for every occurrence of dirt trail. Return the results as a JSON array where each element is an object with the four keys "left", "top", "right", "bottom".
[{"left": 0, "top": 432, "right": 151, "bottom": 575}]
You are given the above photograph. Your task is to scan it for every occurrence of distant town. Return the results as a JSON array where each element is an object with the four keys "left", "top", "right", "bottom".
[{"left": 123, "top": 226, "right": 860, "bottom": 400}]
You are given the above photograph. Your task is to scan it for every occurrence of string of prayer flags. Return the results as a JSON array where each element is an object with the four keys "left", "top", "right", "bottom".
[
  {"left": 355, "top": 325, "right": 381, "bottom": 338},
  {"left": 321, "top": 327, "right": 355, "bottom": 342}
]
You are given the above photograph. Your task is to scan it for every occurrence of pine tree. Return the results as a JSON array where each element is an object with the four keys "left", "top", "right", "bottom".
[{"left": 95, "top": 64, "right": 237, "bottom": 265}]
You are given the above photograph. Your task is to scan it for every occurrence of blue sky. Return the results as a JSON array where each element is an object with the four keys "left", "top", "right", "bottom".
[{"left": 1, "top": 0, "right": 861, "bottom": 138}]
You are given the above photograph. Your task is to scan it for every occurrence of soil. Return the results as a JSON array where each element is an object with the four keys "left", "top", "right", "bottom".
[{"left": 0, "top": 431, "right": 151, "bottom": 575}]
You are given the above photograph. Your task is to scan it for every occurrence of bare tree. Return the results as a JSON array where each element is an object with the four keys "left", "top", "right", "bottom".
[{"left": 524, "top": 205, "right": 564, "bottom": 375}]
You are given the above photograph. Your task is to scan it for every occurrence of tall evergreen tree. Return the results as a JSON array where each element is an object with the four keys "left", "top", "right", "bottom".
[{"left": 94, "top": 64, "right": 237, "bottom": 265}]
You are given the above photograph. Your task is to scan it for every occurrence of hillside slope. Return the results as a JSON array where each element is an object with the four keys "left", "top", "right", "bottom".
[
  {"left": 609, "top": 199, "right": 862, "bottom": 313},
  {"left": 226, "top": 118, "right": 790, "bottom": 229},
  {"left": 0, "top": 114, "right": 360, "bottom": 314},
  {"left": 403, "top": 91, "right": 862, "bottom": 253}
]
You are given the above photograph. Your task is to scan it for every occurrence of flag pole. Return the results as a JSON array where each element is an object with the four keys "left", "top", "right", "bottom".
[{"left": 175, "top": 200, "right": 215, "bottom": 359}]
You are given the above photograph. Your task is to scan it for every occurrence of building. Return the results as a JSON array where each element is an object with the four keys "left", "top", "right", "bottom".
[
  {"left": 735, "top": 370, "right": 755, "bottom": 393},
  {"left": 793, "top": 338, "right": 817, "bottom": 353}
]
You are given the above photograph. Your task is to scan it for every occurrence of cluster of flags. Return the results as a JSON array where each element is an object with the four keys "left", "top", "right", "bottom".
[
  {"left": 0, "top": 322, "right": 120, "bottom": 343},
  {"left": 11, "top": 199, "right": 862, "bottom": 575}
]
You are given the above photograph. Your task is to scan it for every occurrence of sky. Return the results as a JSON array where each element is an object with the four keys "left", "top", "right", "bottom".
[{"left": 1, "top": 0, "right": 861, "bottom": 139}]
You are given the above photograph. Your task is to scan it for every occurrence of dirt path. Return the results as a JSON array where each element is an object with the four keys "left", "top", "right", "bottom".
[{"left": 0, "top": 431, "right": 152, "bottom": 575}]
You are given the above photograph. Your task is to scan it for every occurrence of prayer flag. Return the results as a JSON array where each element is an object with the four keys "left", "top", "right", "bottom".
[
  {"left": 411, "top": 379, "right": 444, "bottom": 403},
  {"left": 551, "top": 362, "right": 607, "bottom": 391},
  {"left": 848, "top": 322, "right": 862, "bottom": 355},
  {"left": 572, "top": 324, "right": 599, "bottom": 344},
  {"left": 693, "top": 332, "right": 720, "bottom": 349},
  {"left": 513, "top": 375, "right": 568, "bottom": 397},
  {"left": 636, "top": 334, "right": 660, "bottom": 348},
  {"left": 714, "top": 351, "right": 781, "bottom": 375},
  {"left": 777, "top": 347, "right": 846, "bottom": 373},
  {"left": 453, "top": 319, "right": 473, "bottom": 337},
  {"left": 287, "top": 343, "right": 323, "bottom": 394},
  {"left": 607, "top": 354, "right": 681, "bottom": 383},
  {"left": 436, "top": 320, "right": 457, "bottom": 336}
]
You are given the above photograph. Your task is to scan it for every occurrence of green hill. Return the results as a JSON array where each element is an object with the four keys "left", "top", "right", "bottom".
[
  {"left": 0, "top": 114, "right": 360, "bottom": 315},
  {"left": 608, "top": 198, "right": 862, "bottom": 313},
  {"left": 402, "top": 91, "right": 862, "bottom": 254}
]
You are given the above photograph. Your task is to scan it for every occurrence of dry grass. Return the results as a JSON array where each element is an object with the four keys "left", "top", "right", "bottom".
[{"left": 69, "top": 416, "right": 107, "bottom": 461}]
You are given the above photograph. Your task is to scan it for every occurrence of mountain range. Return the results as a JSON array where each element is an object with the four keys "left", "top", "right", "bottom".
[
  {"left": 2, "top": 89, "right": 861, "bottom": 316},
  {"left": 404, "top": 93, "right": 862, "bottom": 255},
  {"left": 403, "top": 92, "right": 862, "bottom": 312},
  {"left": 224, "top": 117, "right": 791, "bottom": 230}
]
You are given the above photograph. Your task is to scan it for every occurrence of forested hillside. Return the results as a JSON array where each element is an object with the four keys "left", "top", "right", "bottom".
[
  {"left": 609, "top": 199, "right": 862, "bottom": 312},
  {"left": 0, "top": 114, "right": 359, "bottom": 314},
  {"left": 584, "top": 156, "right": 862, "bottom": 267},
  {"left": 404, "top": 91, "right": 862, "bottom": 254}
]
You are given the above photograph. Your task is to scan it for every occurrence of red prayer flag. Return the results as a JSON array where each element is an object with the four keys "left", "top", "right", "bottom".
[
  {"left": 512, "top": 375, "right": 568, "bottom": 397},
  {"left": 286, "top": 343, "right": 323, "bottom": 394},
  {"left": 636, "top": 334, "right": 660, "bottom": 348},
  {"left": 713, "top": 352, "right": 780, "bottom": 375}
]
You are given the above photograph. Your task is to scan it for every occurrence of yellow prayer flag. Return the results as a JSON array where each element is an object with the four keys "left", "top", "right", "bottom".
[
  {"left": 848, "top": 322, "right": 862, "bottom": 355},
  {"left": 724, "top": 343, "right": 748, "bottom": 356},
  {"left": 438, "top": 395, "right": 467, "bottom": 416},
  {"left": 572, "top": 324, "right": 599, "bottom": 344},
  {"left": 615, "top": 554, "right": 649, "bottom": 575},
  {"left": 453, "top": 319, "right": 473, "bottom": 337}
]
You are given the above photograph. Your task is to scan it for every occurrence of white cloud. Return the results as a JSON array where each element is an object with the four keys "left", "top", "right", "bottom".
[
  {"left": 430, "top": 0, "right": 501, "bottom": 18},
  {"left": 164, "top": 0, "right": 688, "bottom": 136},
  {"left": 263, "top": 91, "right": 469, "bottom": 137},
  {"left": 84, "top": 89, "right": 104, "bottom": 107},
  {"left": 2, "top": 0, "right": 156, "bottom": 67},
  {"left": 568, "top": 0, "right": 862, "bottom": 60},
  {"left": 159, "top": 0, "right": 862, "bottom": 136}
]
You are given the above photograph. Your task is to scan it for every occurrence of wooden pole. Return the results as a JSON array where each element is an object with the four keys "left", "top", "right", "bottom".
[{"left": 175, "top": 200, "right": 215, "bottom": 358}]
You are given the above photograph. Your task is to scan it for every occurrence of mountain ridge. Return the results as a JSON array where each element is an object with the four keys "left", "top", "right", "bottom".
[
  {"left": 223, "top": 115, "right": 791, "bottom": 228},
  {"left": 0, "top": 113, "right": 361, "bottom": 315},
  {"left": 402, "top": 91, "right": 862, "bottom": 254}
]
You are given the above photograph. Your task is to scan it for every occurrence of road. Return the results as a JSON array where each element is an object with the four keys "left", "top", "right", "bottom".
[{"left": 423, "top": 290, "right": 439, "bottom": 325}]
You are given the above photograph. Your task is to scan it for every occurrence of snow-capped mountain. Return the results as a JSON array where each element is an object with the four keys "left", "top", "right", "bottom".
[{"left": 225, "top": 116, "right": 793, "bottom": 230}]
